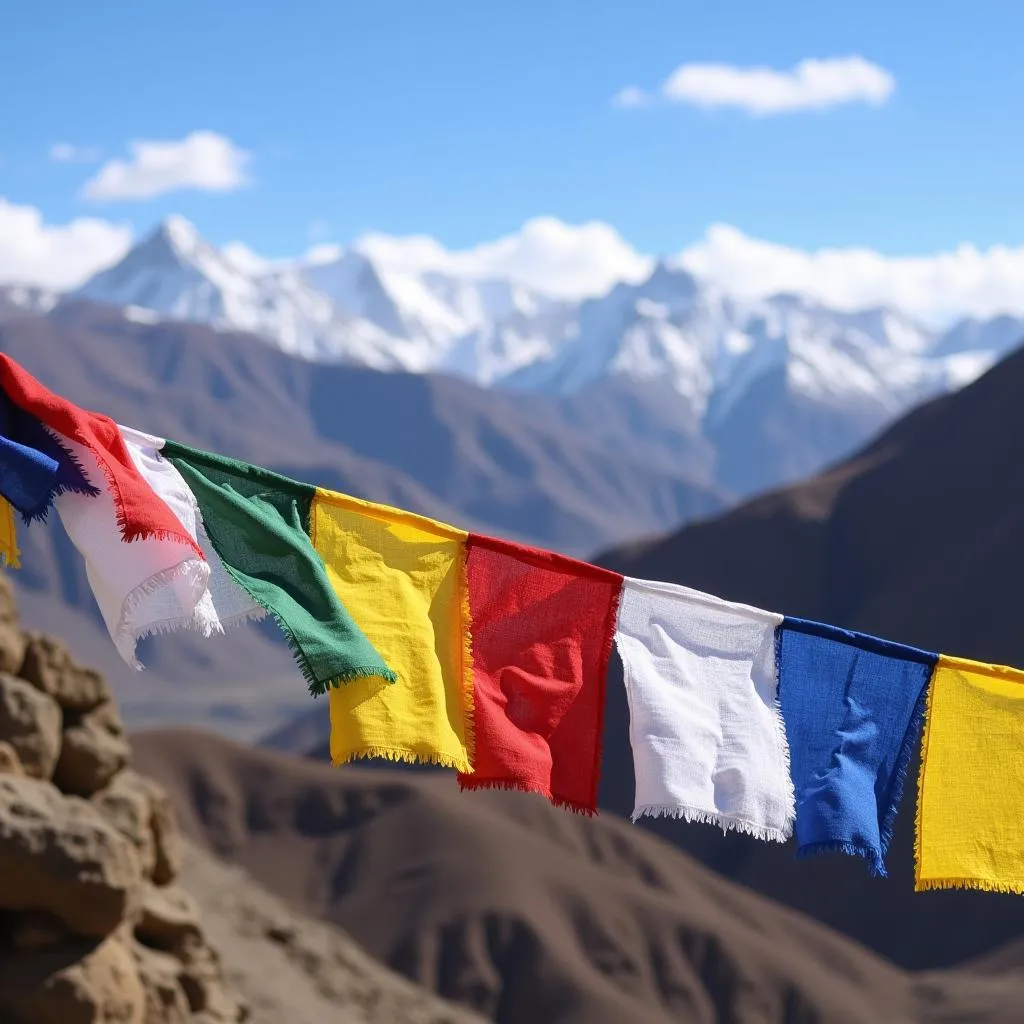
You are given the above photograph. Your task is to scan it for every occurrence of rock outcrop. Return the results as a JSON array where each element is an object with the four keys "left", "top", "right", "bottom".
[{"left": 0, "top": 573, "right": 246, "bottom": 1024}]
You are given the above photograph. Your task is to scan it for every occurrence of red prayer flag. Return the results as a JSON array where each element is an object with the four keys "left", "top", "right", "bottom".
[
  {"left": 458, "top": 534, "right": 623, "bottom": 814},
  {"left": 0, "top": 355, "right": 201, "bottom": 555}
]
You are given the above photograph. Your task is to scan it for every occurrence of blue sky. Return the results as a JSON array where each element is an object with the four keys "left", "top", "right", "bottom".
[{"left": 4, "top": 0, "right": 1024, "bottom": 263}]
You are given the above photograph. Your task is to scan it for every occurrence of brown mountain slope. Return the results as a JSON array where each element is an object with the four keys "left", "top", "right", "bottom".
[
  {"left": 595, "top": 341, "right": 1024, "bottom": 970},
  {"left": 133, "top": 727, "right": 1024, "bottom": 1024},
  {"left": 180, "top": 838, "right": 486, "bottom": 1024}
]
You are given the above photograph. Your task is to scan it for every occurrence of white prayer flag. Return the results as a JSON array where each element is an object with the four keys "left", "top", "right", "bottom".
[{"left": 615, "top": 577, "right": 794, "bottom": 841}]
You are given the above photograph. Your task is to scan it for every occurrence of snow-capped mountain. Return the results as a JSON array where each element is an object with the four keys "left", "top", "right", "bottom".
[
  {"left": 73, "top": 216, "right": 400, "bottom": 363},
  {"left": 498, "top": 262, "right": 999, "bottom": 424},
  {"left": 62, "top": 215, "right": 1024, "bottom": 496},
  {"left": 301, "top": 246, "right": 565, "bottom": 373}
]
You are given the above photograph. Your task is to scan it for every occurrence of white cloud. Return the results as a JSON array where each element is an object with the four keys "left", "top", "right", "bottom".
[
  {"left": 83, "top": 131, "right": 250, "bottom": 201},
  {"left": 655, "top": 56, "right": 895, "bottom": 115},
  {"left": 356, "top": 217, "right": 654, "bottom": 300},
  {"left": 49, "top": 142, "right": 101, "bottom": 163},
  {"left": 679, "top": 224, "right": 1024, "bottom": 322},
  {"left": 0, "top": 198, "right": 132, "bottom": 289},
  {"left": 611, "top": 85, "right": 650, "bottom": 110}
]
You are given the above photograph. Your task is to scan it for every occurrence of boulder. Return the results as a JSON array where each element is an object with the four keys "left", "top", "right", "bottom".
[
  {"left": 0, "top": 672, "right": 62, "bottom": 780},
  {"left": 0, "top": 620, "right": 27, "bottom": 674},
  {"left": 141, "top": 775, "right": 182, "bottom": 886},
  {"left": 0, "top": 773, "right": 143, "bottom": 938},
  {"left": 0, "top": 934, "right": 145, "bottom": 1024},
  {"left": 137, "top": 883, "right": 202, "bottom": 953},
  {"left": 177, "top": 937, "right": 245, "bottom": 1022},
  {"left": 94, "top": 769, "right": 181, "bottom": 885},
  {"left": 21, "top": 632, "right": 111, "bottom": 713},
  {"left": 94, "top": 774, "right": 158, "bottom": 881},
  {"left": 55, "top": 701, "right": 131, "bottom": 797},
  {"left": 0, "top": 738, "right": 25, "bottom": 775},
  {"left": 132, "top": 941, "right": 192, "bottom": 1024}
]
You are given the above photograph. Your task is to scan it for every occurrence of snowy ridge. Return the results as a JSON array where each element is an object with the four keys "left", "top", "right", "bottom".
[{"left": 67, "top": 217, "right": 1024, "bottom": 435}]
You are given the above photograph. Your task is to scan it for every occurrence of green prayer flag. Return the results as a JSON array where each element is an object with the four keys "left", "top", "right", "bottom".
[{"left": 162, "top": 440, "right": 397, "bottom": 695}]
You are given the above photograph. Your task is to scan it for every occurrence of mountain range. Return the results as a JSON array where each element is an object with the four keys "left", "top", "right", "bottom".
[{"left": 6, "top": 215, "right": 1022, "bottom": 497}]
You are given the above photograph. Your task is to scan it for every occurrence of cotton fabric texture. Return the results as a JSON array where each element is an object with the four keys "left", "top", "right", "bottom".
[
  {"left": 53, "top": 431, "right": 215, "bottom": 668},
  {"left": 162, "top": 442, "right": 395, "bottom": 696},
  {"left": 916, "top": 655, "right": 1024, "bottom": 894},
  {"left": 615, "top": 579, "right": 792, "bottom": 839},
  {"left": 778, "top": 618, "right": 937, "bottom": 876},
  {"left": 0, "top": 355, "right": 199, "bottom": 551},
  {"left": 311, "top": 489, "right": 472, "bottom": 771},
  {"left": 122, "top": 428, "right": 264, "bottom": 633},
  {"left": 456, "top": 535, "right": 622, "bottom": 814},
  {"left": 0, "top": 389, "right": 96, "bottom": 521}
]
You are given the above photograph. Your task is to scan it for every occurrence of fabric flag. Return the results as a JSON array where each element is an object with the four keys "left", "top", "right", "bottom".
[
  {"left": 615, "top": 579, "right": 793, "bottom": 840},
  {"left": 53, "top": 430, "right": 216, "bottom": 668},
  {"left": 162, "top": 442, "right": 395, "bottom": 696},
  {"left": 0, "top": 355, "right": 199, "bottom": 551},
  {"left": 120, "top": 427, "right": 264, "bottom": 632},
  {"left": 777, "top": 618, "right": 937, "bottom": 876},
  {"left": 0, "top": 389, "right": 97, "bottom": 521},
  {"left": 916, "top": 655, "right": 1024, "bottom": 894},
  {"left": 311, "top": 489, "right": 471, "bottom": 771},
  {"left": 457, "top": 535, "right": 622, "bottom": 814},
  {"left": 0, "top": 498, "right": 20, "bottom": 568}
]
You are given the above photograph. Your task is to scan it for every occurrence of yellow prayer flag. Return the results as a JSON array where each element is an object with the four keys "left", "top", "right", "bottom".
[
  {"left": 311, "top": 489, "right": 473, "bottom": 771},
  {"left": 0, "top": 497, "right": 21, "bottom": 569},
  {"left": 916, "top": 654, "right": 1024, "bottom": 894}
]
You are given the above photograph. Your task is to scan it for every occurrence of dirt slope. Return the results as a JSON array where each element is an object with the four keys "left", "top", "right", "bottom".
[{"left": 134, "top": 726, "right": 1024, "bottom": 1024}]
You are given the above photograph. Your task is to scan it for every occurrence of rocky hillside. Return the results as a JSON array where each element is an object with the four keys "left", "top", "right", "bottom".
[{"left": 0, "top": 572, "right": 482, "bottom": 1024}]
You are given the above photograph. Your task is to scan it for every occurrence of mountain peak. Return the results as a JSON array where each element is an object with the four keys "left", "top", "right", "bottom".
[{"left": 151, "top": 215, "right": 204, "bottom": 258}]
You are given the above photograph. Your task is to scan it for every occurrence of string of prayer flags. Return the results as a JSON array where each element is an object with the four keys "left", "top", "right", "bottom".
[
  {"left": 311, "top": 489, "right": 472, "bottom": 771},
  {"left": 162, "top": 442, "right": 396, "bottom": 696},
  {"left": 615, "top": 579, "right": 794, "bottom": 840},
  {"left": 777, "top": 618, "right": 936, "bottom": 876},
  {"left": 13, "top": 351, "right": 1024, "bottom": 896},
  {"left": 457, "top": 535, "right": 622, "bottom": 814},
  {"left": 915, "top": 655, "right": 1024, "bottom": 894}
]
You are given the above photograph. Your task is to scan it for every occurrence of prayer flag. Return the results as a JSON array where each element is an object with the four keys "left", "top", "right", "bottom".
[
  {"left": 312, "top": 489, "right": 471, "bottom": 771},
  {"left": 778, "top": 618, "right": 936, "bottom": 875},
  {"left": 163, "top": 442, "right": 395, "bottom": 695},
  {"left": 916, "top": 655, "right": 1024, "bottom": 894},
  {"left": 616, "top": 579, "right": 793, "bottom": 840},
  {"left": 457, "top": 535, "right": 622, "bottom": 813}
]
